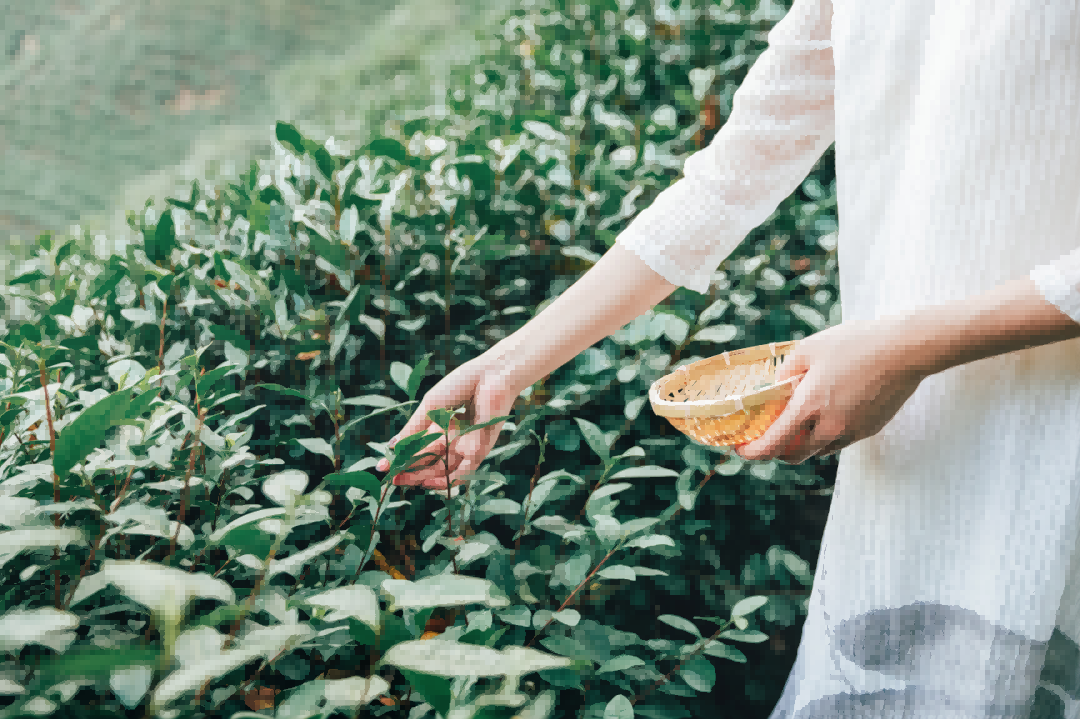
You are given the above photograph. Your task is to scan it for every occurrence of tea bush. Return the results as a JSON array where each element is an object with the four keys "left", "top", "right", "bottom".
[{"left": 0, "top": 0, "right": 840, "bottom": 716}]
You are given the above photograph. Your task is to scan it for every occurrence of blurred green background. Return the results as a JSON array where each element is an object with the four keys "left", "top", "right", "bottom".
[{"left": 0, "top": 0, "right": 513, "bottom": 283}]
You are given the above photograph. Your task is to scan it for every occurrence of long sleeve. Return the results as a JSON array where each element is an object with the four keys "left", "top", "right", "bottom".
[
  {"left": 617, "top": 0, "right": 835, "bottom": 295},
  {"left": 1031, "top": 247, "right": 1080, "bottom": 324}
]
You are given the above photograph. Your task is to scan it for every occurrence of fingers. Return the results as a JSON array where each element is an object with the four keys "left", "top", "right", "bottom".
[{"left": 738, "top": 380, "right": 811, "bottom": 460}]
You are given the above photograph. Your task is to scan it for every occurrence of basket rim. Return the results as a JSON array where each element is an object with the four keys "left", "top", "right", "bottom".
[{"left": 648, "top": 340, "right": 803, "bottom": 420}]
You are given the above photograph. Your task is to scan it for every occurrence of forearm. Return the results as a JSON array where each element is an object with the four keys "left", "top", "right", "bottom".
[
  {"left": 479, "top": 242, "right": 678, "bottom": 393},
  {"left": 897, "top": 275, "right": 1080, "bottom": 377}
]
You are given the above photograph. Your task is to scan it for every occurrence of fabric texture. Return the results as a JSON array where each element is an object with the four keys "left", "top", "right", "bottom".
[{"left": 617, "top": 0, "right": 1080, "bottom": 716}]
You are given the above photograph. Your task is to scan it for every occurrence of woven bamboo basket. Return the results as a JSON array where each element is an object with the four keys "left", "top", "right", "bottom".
[{"left": 648, "top": 340, "right": 804, "bottom": 448}]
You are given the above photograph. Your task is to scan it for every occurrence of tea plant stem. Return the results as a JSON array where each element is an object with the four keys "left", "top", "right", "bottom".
[
  {"left": 443, "top": 421, "right": 459, "bottom": 574},
  {"left": 630, "top": 620, "right": 732, "bottom": 706},
  {"left": 40, "top": 361, "right": 63, "bottom": 609},
  {"left": 109, "top": 465, "right": 138, "bottom": 513},
  {"left": 164, "top": 406, "right": 204, "bottom": 567},
  {"left": 332, "top": 394, "right": 342, "bottom": 472},
  {"left": 39, "top": 361, "right": 59, "bottom": 509},
  {"left": 513, "top": 432, "right": 547, "bottom": 561},
  {"left": 156, "top": 296, "right": 168, "bottom": 384},
  {"left": 354, "top": 482, "right": 394, "bottom": 582},
  {"left": 61, "top": 520, "right": 109, "bottom": 611},
  {"left": 525, "top": 540, "right": 622, "bottom": 648}
]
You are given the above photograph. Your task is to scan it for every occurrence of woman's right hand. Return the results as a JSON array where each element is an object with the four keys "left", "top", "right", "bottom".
[{"left": 375, "top": 358, "right": 520, "bottom": 490}]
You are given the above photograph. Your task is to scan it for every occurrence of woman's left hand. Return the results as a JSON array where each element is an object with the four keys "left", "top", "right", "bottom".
[{"left": 735, "top": 317, "right": 930, "bottom": 464}]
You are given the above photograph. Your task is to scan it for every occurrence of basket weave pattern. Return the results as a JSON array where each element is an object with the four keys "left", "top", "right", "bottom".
[{"left": 649, "top": 341, "right": 801, "bottom": 448}]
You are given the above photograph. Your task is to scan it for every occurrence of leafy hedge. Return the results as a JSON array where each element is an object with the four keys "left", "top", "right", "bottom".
[{"left": 0, "top": 0, "right": 840, "bottom": 717}]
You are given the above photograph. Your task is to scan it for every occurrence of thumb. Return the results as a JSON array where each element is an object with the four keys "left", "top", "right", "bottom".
[
  {"left": 740, "top": 378, "right": 810, "bottom": 459},
  {"left": 774, "top": 351, "right": 810, "bottom": 384}
]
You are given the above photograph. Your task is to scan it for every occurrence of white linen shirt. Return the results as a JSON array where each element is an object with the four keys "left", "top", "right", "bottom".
[{"left": 618, "top": 0, "right": 1080, "bottom": 716}]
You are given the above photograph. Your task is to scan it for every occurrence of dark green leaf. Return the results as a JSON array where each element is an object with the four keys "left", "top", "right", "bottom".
[
  {"left": 406, "top": 353, "right": 432, "bottom": 402},
  {"left": 348, "top": 617, "right": 379, "bottom": 647},
  {"left": 37, "top": 233, "right": 52, "bottom": 252},
  {"left": 213, "top": 252, "right": 231, "bottom": 285},
  {"left": 151, "top": 209, "right": 177, "bottom": 266},
  {"left": 306, "top": 232, "right": 354, "bottom": 271},
  {"left": 59, "top": 336, "right": 98, "bottom": 353},
  {"left": 574, "top": 417, "right": 610, "bottom": 463},
  {"left": 457, "top": 414, "right": 515, "bottom": 438},
  {"left": 54, "top": 240, "right": 75, "bottom": 267},
  {"left": 49, "top": 292, "right": 76, "bottom": 318},
  {"left": 399, "top": 669, "right": 453, "bottom": 719},
  {"left": 0, "top": 408, "right": 25, "bottom": 431},
  {"left": 217, "top": 524, "right": 276, "bottom": 557},
  {"left": 8, "top": 269, "right": 47, "bottom": 287},
  {"left": 210, "top": 323, "right": 251, "bottom": 354},
  {"left": 320, "top": 471, "right": 382, "bottom": 496},
  {"left": 247, "top": 383, "right": 311, "bottom": 401},
  {"left": 365, "top": 138, "right": 409, "bottom": 165},
  {"left": 53, "top": 387, "right": 136, "bottom": 479},
  {"left": 25, "top": 646, "right": 160, "bottom": 686},
  {"left": 188, "top": 604, "right": 247, "bottom": 630},
  {"left": 315, "top": 146, "right": 336, "bottom": 181},
  {"left": 124, "top": 388, "right": 161, "bottom": 423},
  {"left": 158, "top": 273, "right": 176, "bottom": 296},
  {"left": 276, "top": 121, "right": 307, "bottom": 157}
]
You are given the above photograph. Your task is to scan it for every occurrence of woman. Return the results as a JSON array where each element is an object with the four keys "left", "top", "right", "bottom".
[{"left": 378, "top": 0, "right": 1080, "bottom": 714}]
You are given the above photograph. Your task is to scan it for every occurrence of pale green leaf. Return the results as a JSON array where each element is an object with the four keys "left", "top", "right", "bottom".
[
  {"left": 604, "top": 694, "right": 634, "bottom": 719},
  {"left": 610, "top": 466, "right": 679, "bottom": 480},
  {"left": 596, "top": 655, "right": 646, "bottom": 674},
  {"left": 731, "top": 596, "right": 768, "bottom": 618},
  {"left": 658, "top": 614, "right": 700, "bottom": 638}
]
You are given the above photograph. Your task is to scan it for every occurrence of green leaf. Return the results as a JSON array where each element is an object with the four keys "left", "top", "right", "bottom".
[
  {"left": 248, "top": 383, "right": 312, "bottom": 401},
  {"left": 25, "top": 646, "right": 160, "bottom": 686},
  {"left": 53, "top": 387, "right": 137, "bottom": 479},
  {"left": 321, "top": 471, "right": 382, "bottom": 497},
  {"left": 574, "top": 417, "right": 610, "bottom": 463},
  {"left": 307, "top": 232, "right": 354, "bottom": 272},
  {"left": 90, "top": 257, "right": 127, "bottom": 300},
  {"left": 398, "top": 669, "right": 452, "bottom": 718},
  {"left": 54, "top": 240, "right": 76, "bottom": 267},
  {"left": 188, "top": 604, "right": 248, "bottom": 630},
  {"left": 150, "top": 209, "right": 176, "bottom": 266},
  {"left": 59, "top": 336, "right": 98, "bottom": 354},
  {"left": 8, "top": 269, "right": 47, "bottom": 287},
  {"left": 730, "top": 596, "right": 768, "bottom": 618},
  {"left": 677, "top": 656, "right": 715, "bottom": 693},
  {"left": 457, "top": 414, "right": 515, "bottom": 438},
  {"left": 597, "top": 655, "right": 646, "bottom": 674},
  {"left": 605, "top": 695, "right": 634, "bottom": 719},
  {"left": 365, "top": 138, "right": 409, "bottom": 165},
  {"left": 293, "top": 437, "right": 336, "bottom": 463},
  {"left": 702, "top": 642, "right": 747, "bottom": 663},
  {"left": 335, "top": 283, "right": 371, "bottom": 325},
  {"left": 314, "top": 146, "right": 336, "bottom": 181},
  {"left": 425, "top": 407, "right": 466, "bottom": 432},
  {"left": 193, "top": 361, "right": 241, "bottom": 392},
  {"left": 49, "top": 292, "right": 76, "bottom": 318},
  {"left": 217, "top": 524, "right": 276, "bottom": 558},
  {"left": 406, "top": 353, "right": 432, "bottom": 402},
  {"left": 610, "top": 465, "right": 680, "bottom": 479},
  {"left": 658, "top": 615, "right": 700, "bottom": 638},
  {"left": 718, "top": 630, "right": 768, "bottom": 643},
  {"left": 390, "top": 361, "right": 413, "bottom": 395},
  {"left": 276, "top": 121, "right": 307, "bottom": 157}
]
